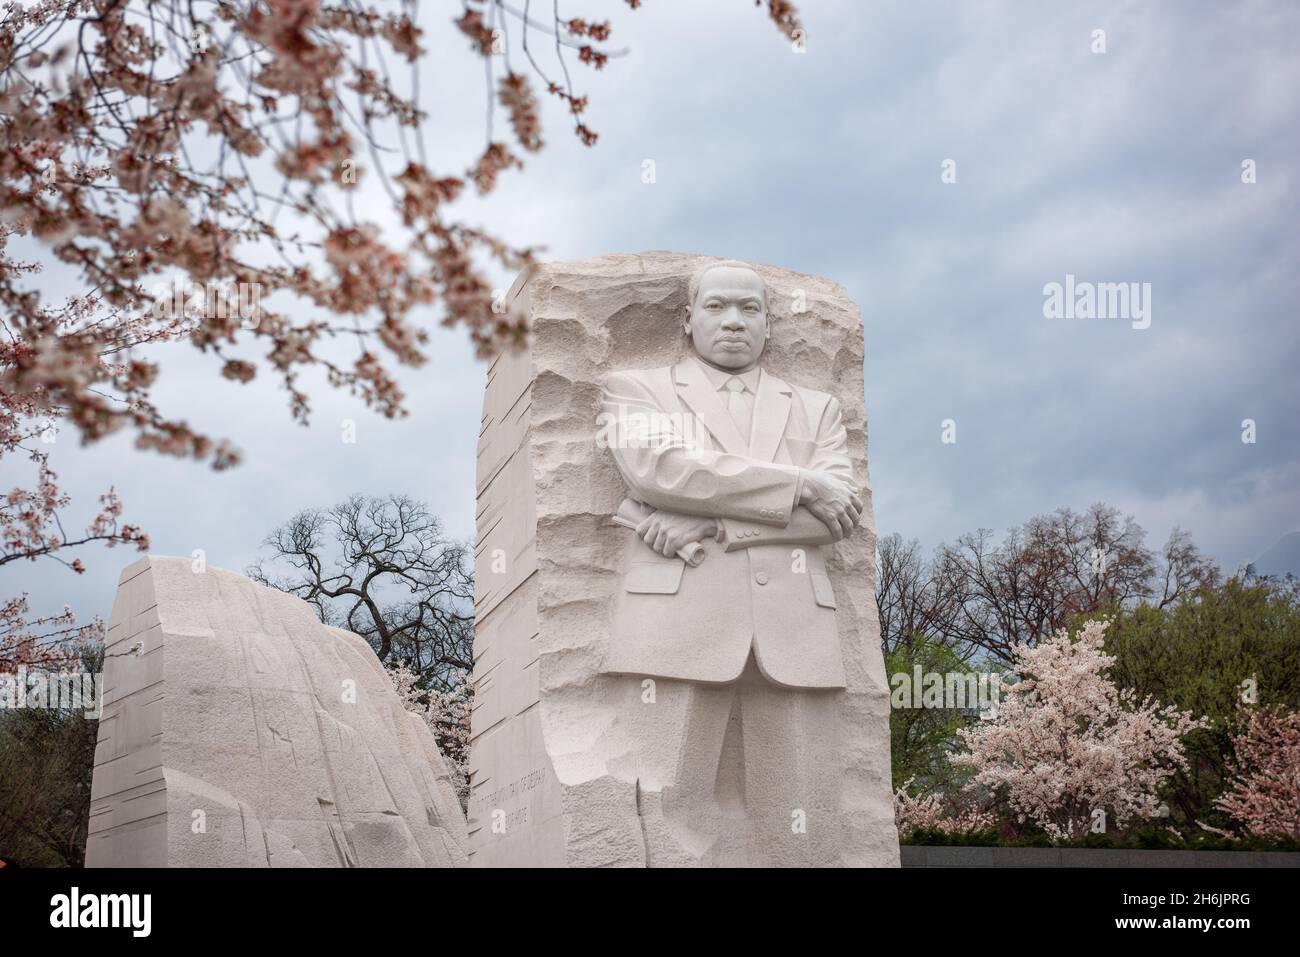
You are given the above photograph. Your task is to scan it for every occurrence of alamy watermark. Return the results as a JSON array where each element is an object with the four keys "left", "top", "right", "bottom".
[
  {"left": 144, "top": 278, "right": 262, "bottom": 326},
  {"left": 0, "top": 667, "right": 102, "bottom": 717},
  {"left": 1043, "top": 274, "right": 1151, "bottom": 330},
  {"left": 890, "top": 667, "right": 1003, "bottom": 719},
  {"left": 50, "top": 887, "right": 151, "bottom": 937},
  {"left": 596, "top": 405, "right": 707, "bottom": 450}
]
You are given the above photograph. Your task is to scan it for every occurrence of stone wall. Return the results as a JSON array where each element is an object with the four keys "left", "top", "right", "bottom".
[{"left": 86, "top": 556, "right": 469, "bottom": 867}]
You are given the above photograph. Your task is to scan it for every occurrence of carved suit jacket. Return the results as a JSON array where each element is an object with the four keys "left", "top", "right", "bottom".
[{"left": 598, "top": 357, "right": 856, "bottom": 689}]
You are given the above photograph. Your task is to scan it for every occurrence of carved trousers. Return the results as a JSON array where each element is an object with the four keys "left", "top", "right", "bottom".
[{"left": 614, "top": 652, "right": 843, "bottom": 867}]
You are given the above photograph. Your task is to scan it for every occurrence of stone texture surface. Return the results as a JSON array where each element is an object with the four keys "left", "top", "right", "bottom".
[
  {"left": 468, "top": 252, "right": 899, "bottom": 867},
  {"left": 86, "top": 556, "right": 469, "bottom": 868}
]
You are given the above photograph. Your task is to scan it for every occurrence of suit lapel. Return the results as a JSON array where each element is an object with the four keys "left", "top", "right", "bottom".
[
  {"left": 673, "top": 359, "right": 748, "bottom": 455},
  {"left": 750, "top": 369, "right": 793, "bottom": 463}
]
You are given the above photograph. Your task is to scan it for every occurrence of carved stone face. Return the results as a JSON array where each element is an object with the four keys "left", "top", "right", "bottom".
[{"left": 684, "top": 266, "right": 770, "bottom": 372}]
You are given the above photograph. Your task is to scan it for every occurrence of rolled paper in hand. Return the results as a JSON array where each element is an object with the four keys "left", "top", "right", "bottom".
[
  {"left": 612, "top": 499, "right": 707, "bottom": 567},
  {"left": 677, "top": 540, "right": 707, "bottom": 567}
]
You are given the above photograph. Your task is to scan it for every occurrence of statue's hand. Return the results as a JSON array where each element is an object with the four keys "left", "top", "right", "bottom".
[
  {"left": 799, "top": 469, "right": 863, "bottom": 541},
  {"left": 636, "top": 510, "right": 717, "bottom": 558}
]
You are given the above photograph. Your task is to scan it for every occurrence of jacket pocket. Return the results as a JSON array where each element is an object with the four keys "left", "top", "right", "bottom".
[
  {"left": 625, "top": 560, "right": 685, "bottom": 595},
  {"left": 809, "top": 572, "right": 837, "bottom": 609}
]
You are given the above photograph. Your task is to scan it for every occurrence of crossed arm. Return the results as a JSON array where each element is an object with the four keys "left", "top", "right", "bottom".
[{"left": 602, "top": 371, "right": 864, "bottom": 559}]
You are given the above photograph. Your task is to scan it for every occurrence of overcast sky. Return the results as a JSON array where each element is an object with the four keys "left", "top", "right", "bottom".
[{"left": 5, "top": 0, "right": 1298, "bottom": 625}]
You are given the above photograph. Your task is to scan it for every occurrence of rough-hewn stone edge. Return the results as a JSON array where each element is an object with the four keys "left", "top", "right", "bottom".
[
  {"left": 523, "top": 250, "right": 855, "bottom": 299},
  {"left": 901, "top": 845, "right": 1300, "bottom": 868}
]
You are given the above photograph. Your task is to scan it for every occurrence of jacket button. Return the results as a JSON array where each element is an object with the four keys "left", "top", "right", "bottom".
[{"left": 754, "top": 572, "right": 769, "bottom": 585}]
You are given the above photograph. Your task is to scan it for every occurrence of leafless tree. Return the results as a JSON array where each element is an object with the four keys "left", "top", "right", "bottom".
[
  {"left": 249, "top": 494, "right": 472, "bottom": 689},
  {"left": 875, "top": 533, "right": 972, "bottom": 659},
  {"left": 878, "top": 504, "right": 1220, "bottom": 664}
]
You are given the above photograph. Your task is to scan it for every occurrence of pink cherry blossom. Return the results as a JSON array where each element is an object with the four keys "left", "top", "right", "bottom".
[{"left": 951, "top": 618, "right": 1206, "bottom": 841}]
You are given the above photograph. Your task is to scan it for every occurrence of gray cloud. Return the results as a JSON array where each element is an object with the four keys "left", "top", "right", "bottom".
[{"left": 4, "top": 0, "right": 1296, "bottom": 625}]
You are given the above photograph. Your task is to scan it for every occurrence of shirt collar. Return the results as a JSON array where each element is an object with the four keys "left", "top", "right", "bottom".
[{"left": 691, "top": 356, "right": 761, "bottom": 393}]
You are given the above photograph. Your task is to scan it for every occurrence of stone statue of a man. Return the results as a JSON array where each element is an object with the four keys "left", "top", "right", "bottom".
[{"left": 597, "top": 260, "right": 867, "bottom": 865}]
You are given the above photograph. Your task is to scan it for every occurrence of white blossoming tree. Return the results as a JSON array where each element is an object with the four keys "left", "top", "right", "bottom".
[
  {"left": 893, "top": 777, "right": 996, "bottom": 837},
  {"left": 388, "top": 660, "right": 471, "bottom": 810},
  {"left": 951, "top": 618, "right": 1206, "bottom": 841}
]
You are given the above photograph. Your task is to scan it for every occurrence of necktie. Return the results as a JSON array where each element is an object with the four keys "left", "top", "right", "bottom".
[{"left": 724, "top": 377, "right": 752, "bottom": 442}]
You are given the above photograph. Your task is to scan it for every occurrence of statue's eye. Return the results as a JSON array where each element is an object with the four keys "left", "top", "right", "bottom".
[
  {"left": 706, "top": 301, "right": 722, "bottom": 310},
  {"left": 745, "top": 303, "right": 760, "bottom": 312}
]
